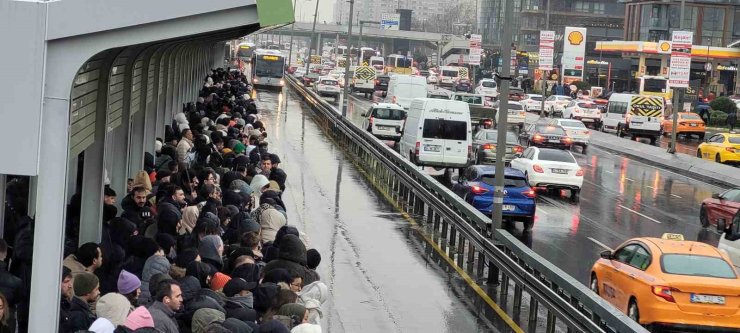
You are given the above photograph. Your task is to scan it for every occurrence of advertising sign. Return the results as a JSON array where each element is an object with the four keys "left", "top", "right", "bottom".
[
  {"left": 468, "top": 34, "right": 482, "bottom": 66},
  {"left": 469, "top": 48, "right": 482, "bottom": 66},
  {"left": 538, "top": 30, "right": 555, "bottom": 70},
  {"left": 657, "top": 40, "right": 671, "bottom": 54},
  {"left": 380, "top": 14, "right": 400, "bottom": 31},
  {"left": 668, "top": 31, "right": 693, "bottom": 88},
  {"left": 562, "top": 27, "right": 587, "bottom": 84}
]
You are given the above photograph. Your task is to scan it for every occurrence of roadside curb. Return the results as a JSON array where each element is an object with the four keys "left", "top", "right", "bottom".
[{"left": 589, "top": 132, "right": 739, "bottom": 189}]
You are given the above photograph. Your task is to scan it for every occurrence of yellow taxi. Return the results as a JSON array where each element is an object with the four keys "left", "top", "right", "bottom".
[
  {"left": 697, "top": 132, "right": 740, "bottom": 165},
  {"left": 590, "top": 233, "right": 740, "bottom": 331},
  {"left": 661, "top": 112, "right": 706, "bottom": 140}
]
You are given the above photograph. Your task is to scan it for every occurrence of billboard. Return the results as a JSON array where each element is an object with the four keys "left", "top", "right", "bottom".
[
  {"left": 668, "top": 31, "right": 693, "bottom": 88},
  {"left": 538, "top": 30, "right": 555, "bottom": 70},
  {"left": 380, "top": 14, "right": 400, "bottom": 31},
  {"left": 562, "top": 27, "right": 587, "bottom": 84},
  {"left": 468, "top": 34, "right": 482, "bottom": 66}
]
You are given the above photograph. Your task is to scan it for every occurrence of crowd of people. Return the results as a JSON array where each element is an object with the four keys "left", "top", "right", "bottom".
[{"left": 1, "top": 67, "right": 327, "bottom": 333}]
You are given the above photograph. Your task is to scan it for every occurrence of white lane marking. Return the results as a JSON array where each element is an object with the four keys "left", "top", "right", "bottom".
[
  {"left": 536, "top": 207, "right": 549, "bottom": 215},
  {"left": 588, "top": 237, "right": 614, "bottom": 251},
  {"left": 624, "top": 177, "right": 634, "bottom": 182},
  {"left": 618, "top": 204, "right": 662, "bottom": 224},
  {"left": 645, "top": 185, "right": 653, "bottom": 189},
  {"left": 603, "top": 170, "right": 614, "bottom": 173},
  {"left": 670, "top": 194, "right": 682, "bottom": 198}
]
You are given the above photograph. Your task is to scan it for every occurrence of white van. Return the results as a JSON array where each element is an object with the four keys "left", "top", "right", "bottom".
[
  {"left": 399, "top": 98, "right": 472, "bottom": 168},
  {"left": 385, "top": 75, "right": 427, "bottom": 110},
  {"left": 361, "top": 103, "right": 407, "bottom": 141},
  {"left": 602, "top": 93, "right": 664, "bottom": 144},
  {"left": 438, "top": 66, "right": 460, "bottom": 88}
]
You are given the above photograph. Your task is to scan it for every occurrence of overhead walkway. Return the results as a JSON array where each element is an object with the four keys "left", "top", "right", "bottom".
[{"left": 0, "top": 0, "right": 293, "bottom": 331}]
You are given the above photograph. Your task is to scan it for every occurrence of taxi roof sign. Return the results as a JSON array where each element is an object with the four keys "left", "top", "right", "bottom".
[{"left": 661, "top": 233, "right": 684, "bottom": 241}]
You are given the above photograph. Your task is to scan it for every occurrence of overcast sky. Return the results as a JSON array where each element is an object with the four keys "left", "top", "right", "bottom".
[{"left": 294, "top": 0, "right": 336, "bottom": 23}]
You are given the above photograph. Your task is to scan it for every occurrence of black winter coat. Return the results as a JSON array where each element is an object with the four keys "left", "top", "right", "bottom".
[
  {"left": 64, "top": 297, "right": 95, "bottom": 333},
  {"left": 262, "top": 235, "right": 319, "bottom": 285},
  {"left": 0, "top": 262, "right": 21, "bottom": 307}
]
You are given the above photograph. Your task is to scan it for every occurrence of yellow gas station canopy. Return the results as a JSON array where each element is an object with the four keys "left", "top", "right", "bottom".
[{"left": 595, "top": 41, "right": 740, "bottom": 60}]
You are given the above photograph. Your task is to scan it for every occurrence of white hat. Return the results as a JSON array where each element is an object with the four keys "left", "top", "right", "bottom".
[{"left": 154, "top": 140, "right": 163, "bottom": 153}]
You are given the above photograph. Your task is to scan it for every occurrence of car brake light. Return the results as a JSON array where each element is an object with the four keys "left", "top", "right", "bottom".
[
  {"left": 533, "top": 164, "right": 544, "bottom": 173},
  {"left": 523, "top": 188, "right": 536, "bottom": 198},
  {"left": 576, "top": 168, "right": 584, "bottom": 176},
  {"left": 583, "top": 130, "right": 590, "bottom": 135},
  {"left": 482, "top": 143, "right": 495, "bottom": 150},
  {"left": 253, "top": 78, "right": 258, "bottom": 84},
  {"left": 679, "top": 122, "right": 686, "bottom": 126},
  {"left": 471, "top": 185, "right": 489, "bottom": 195},
  {"left": 483, "top": 119, "right": 493, "bottom": 126},
  {"left": 562, "top": 137, "right": 573, "bottom": 144},
  {"left": 375, "top": 79, "right": 379, "bottom": 85},
  {"left": 652, "top": 286, "right": 676, "bottom": 303},
  {"left": 415, "top": 142, "right": 420, "bottom": 157},
  {"left": 533, "top": 134, "right": 544, "bottom": 142},
  {"left": 726, "top": 147, "right": 736, "bottom": 153}
]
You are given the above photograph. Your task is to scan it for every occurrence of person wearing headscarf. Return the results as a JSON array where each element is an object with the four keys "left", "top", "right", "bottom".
[
  {"left": 258, "top": 206, "right": 287, "bottom": 244},
  {"left": 186, "top": 261, "right": 216, "bottom": 289},
  {"left": 198, "top": 235, "right": 224, "bottom": 272},
  {"left": 95, "top": 292, "right": 131, "bottom": 327},
  {"left": 249, "top": 175, "right": 270, "bottom": 200},
  {"left": 179, "top": 205, "right": 200, "bottom": 235},
  {"left": 298, "top": 281, "right": 328, "bottom": 325}
]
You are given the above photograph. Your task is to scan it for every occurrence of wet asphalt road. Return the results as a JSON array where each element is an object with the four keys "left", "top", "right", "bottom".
[
  {"left": 251, "top": 89, "right": 494, "bottom": 333},
  {"left": 341, "top": 91, "right": 728, "bottom": 285}
]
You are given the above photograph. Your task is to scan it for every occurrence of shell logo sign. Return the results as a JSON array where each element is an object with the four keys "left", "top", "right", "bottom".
[
  {"left": 659, "top": 41, "right": 671, "bottom": 52},
  {"left": 567, "top": 30, "right": 584, "bottom": 45}
]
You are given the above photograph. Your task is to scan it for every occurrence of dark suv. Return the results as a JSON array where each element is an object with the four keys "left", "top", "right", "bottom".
[
  {"left": 519, "top": 122, "right": 573, "bottom": 150},
  {"left": 374, "top": 75, "right": 390, "bottom": 92}
]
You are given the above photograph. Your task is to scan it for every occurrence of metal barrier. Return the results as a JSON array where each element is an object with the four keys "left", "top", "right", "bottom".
[{"left": 286, "top": 75, "right": 647, "bottom": 333}]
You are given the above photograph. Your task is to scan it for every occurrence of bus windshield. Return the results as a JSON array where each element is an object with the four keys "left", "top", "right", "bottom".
[
  {"left": 643, "top": 78, "right": 667, "bottom": 93},
  {"left": 254, "top": 56, "right": 284, "bottom": 78},
  {"left": 442, "top": 70, "right": 459, "bottom": 77}
]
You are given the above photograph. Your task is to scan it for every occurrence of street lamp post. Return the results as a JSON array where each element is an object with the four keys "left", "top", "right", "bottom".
[
  {"left": 287, "top": 0, "right": 299, "bottom": 70},
  {"left": 341, "top": 0, "right": 356, "bottom": 118},
  {"left": 539, "top": 0, "right": 551, "bottom": 117},
  {"left": 304, "top": 0, "right": 321, "bottom": 78},
  {"left": 668, "top": 0, "right": 686, "bottom": 154},
  {"left": 358, "top": 20, "right": 381, "bottom": 58}
]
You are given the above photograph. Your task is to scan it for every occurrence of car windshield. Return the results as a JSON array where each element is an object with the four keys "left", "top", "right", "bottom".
[
  {"left": 535, "top": 125, "right": 566, "bottom": 135},
  {"left": 681, "top": 113, "right": 702, "bottom": 120},
  {"left": 528, "top": 95, "right": 543, "bottom": 101},
  {"left": 559, "top": 120, "right": 586, "bottom": 128},
  {"left": 661, "top": 254, "right": 736, "bottom": 279},
  {"left": 372, "top": 108, "right": 406, "bottom": 120},
  {"left": 537, "top": 149, "right": 575, "bottom": 163},
  {"left": 483, "top": 131, "right": 519, "bottom": 144},
  {"left": 254, "top": 57, "right": 285, "bottom": 78},
  {"left": 577, "top": 102, "right": 595, "bottom": 108},
  {"left": 455, "top": 95, "right": 482, "bottom": 104},
  {"left": 480, "top": 175, "right": 528, "bottom": 187},
  {"left": 508, "top": 103, "right": 523, "bottom": 110},
  {"left": 482, "top": 81, "right": 497, "bottom": 88},
  {"left": 422, "top": 119, "right": 467, "bottom": 140},
  {"left": 320, "top": 80, "right": 337, "bottom": 85}
]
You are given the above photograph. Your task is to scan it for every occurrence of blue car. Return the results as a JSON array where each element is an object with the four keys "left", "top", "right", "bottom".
[{"left": 453, "top": 165, "right": 537, "bottom": 230}]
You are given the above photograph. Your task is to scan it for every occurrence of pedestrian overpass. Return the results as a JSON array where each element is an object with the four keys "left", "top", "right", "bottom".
[{"left": 0, "top": 0, "right": 292, "bottom": 330}]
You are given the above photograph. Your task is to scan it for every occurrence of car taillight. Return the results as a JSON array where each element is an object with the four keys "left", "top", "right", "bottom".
[
  {"left": 533, "top": 134, "right": 544, "bottom": 142},
  {"left": 514, "top": 146, "right": 523, "bottom": 153},
  {"left": 374, "top": 79, "right": 379, "bottom": 85},
  {"left": 253, "top": 78, "right": 258, "bottom": 83},
  {"left": 482, "top": 143, "right": 495, "bottom": 150},
  {"left": 562, "top": 137, "right": 573, "bottom": 144},
  {"left": 483, "top": 119, "right": 493, "bottom": 126},
  {"left": 726, "top": 147, "right": 736, "bottom": 153},
  {"left": 533, "top": 164, "right": 544, "bottom": 173},
  {"left": 415, "top": 142, "right": 420, "bottom": 156},
  {"left": 652, "top": 286, "right": 676, "bottom": 303},
  {"left": 583, "top": 130, "right": 590, "bottom": 135},
  {"left": 679, "top": 122, "right": 687, "bottom": 126},
  {"left": 575, "top": 168, "right": 584, "bottom": 176},
  {"left": 471, "top": 185, "right": 489, "bottom": 195},
  {"left": 468, "top": 145, "right": 472, "bottom": 158},
  {"left": 523, "top": 188, "right": 536, "bottom": 198}
]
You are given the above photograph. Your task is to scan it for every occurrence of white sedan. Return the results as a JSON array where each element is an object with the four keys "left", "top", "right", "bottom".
[
  {"left": 510, "top": 147, "right": 583, "bottom": 200},
  {"left": 548, "top": 119, "right": 591, "bottom": 153},
  {"left": 427, "top": 75, "right": 438, "bottom": 84},
  {"left": 474, "top": 79, "right": 499, "bottom": 98},
  {"left": 520, "top": 94, "right": 543, "bottom": 112},
  {"left": 562, "top": 100, "right": 601, "bottom": 126},
  {"left": 543, "top": 95, "right": 573, "bottom": 117}
]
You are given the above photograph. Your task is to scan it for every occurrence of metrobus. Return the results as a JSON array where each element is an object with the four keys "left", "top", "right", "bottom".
[
  {"left": 639, "top": 75, "right": 672, "bottom": 100},
  {"left": 386, "top": 54, "right": 413, "bottom": 74},
  {"left": 250, "top": 49, "right": 286, "bottom": 90},
  {"left": 236, "top": 42, "right": 256, "bottom": 62},
  {"left": 334, "top": 46, "right": 348, "bottom": 58}
]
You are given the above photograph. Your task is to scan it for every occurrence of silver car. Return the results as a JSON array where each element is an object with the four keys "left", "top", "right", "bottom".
[{"left": 472, "top": 129, "right": 524, "bottom": 165}]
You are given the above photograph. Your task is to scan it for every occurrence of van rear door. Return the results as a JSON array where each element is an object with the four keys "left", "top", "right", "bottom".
[{"left": 628, "top": 96, "right": 664, "bottom": 125}]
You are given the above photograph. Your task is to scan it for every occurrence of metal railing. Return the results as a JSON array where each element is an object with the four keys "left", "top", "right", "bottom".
[{"left": 286, "top": 75, "right": 647, "bottom": 333}]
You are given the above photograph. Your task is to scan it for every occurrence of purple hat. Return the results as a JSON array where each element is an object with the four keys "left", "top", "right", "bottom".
[{"left": 118, "top": 270, "right": 142, "bottom": 295}]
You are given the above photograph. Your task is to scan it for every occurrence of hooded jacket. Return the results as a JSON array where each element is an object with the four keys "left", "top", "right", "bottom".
[
  {"left": 67, "top": 296, "right": 96, "bottom": 333},
  {"left": 262, "top": 235, "right": 319, "bottom": 285},
  {"left": 178, "top": 276, "right": 225, "bottom": 329},
  {"left": 157, "top": 201, "right": 182, "bottom": 236},
  {"left": 259, "top": 207, "right": 287, "bottom": 244},
  {"left": 176, "top": 137, "right": 194, "bottom": 164},
  {"left": 298, "top": 281, "right": 329, "bottom": 325},
  {"left": 191, "top": 308, "right": 225, "bottom": 333},
  {"left": 140, "top": 255, "right": 171, "bottom": 305},
  {"left": 249, "top": 175, "right": 269, "bottom": 199}
]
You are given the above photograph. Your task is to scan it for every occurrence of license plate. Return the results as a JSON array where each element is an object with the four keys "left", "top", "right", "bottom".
[
  {"left": 548, "top": 139, "right": 560, "bottom": 143},
  {"left": 508, "top": 111, "right": 517, "bottom": 115},
  {"left": 690, "top": 123, "right": 697, "bottom": 127},
  {"left": 503, "top": 205, "right": 515, "bottom": 211},
  {"left": 581, "top": 118, "right": 594, "bottom": 122},
  {"left": 631, "top": 121, "right": 643, "bottom": 125},
  {"left": 690, "top": 294, "right": 725, "bottom": 305},
  {"left": 551, "top": 168, "right": 568, "bottom": 174},
  {"left": 424, "top": 145, "right": 440, "bottom": 152}
]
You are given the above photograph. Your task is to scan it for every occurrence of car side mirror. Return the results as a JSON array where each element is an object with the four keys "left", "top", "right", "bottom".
[
  {"left": 712, "top": 193, "right": 721, "bottom": 199},
  {"left": 599, "top": 250, "right": 612, "bottom": 260}
]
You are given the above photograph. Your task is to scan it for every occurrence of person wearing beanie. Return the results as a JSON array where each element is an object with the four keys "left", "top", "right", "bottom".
[
  {"left": 68, "top": 272, "right": 100, "bottom": 332},
  {"left": 104, "top": 186, "right": 117, "bottom": 206},
  {"left": 96, "top": 292, "right": 130, "bottom": 326},
  {"left": 118, "top": 270, "right": 142, "bottom": 306},
  {"left": 233, "top": 142, "right": 246, "bottom": 155},
  {"left": 210, "top": 272, "right": 231, "bottom": 292},
  {"left": 223, "top": 277, "right": 255, "bottom": 313},
  {"left": 125, "top": 306, "right": 155, "bottom": 330}
]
